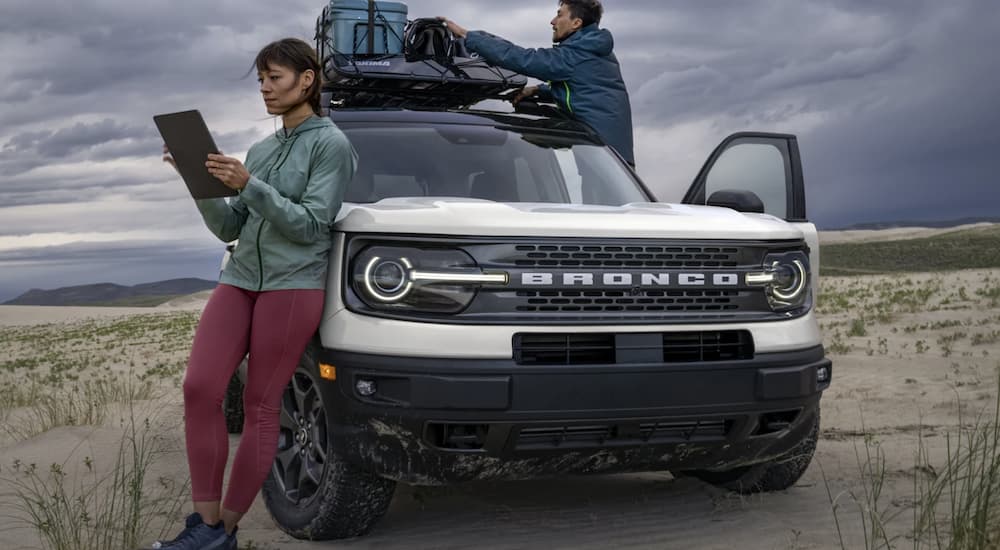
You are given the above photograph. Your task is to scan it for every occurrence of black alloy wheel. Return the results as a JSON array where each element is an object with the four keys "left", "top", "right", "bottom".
[
  {"left": 272, "top": 369, "right": 328, "bottom": 504},
  {"left": 262, "top": 341, "right": 396, "bottom": 540}
]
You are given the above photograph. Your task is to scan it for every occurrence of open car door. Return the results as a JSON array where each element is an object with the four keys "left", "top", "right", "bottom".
[{"left": 682, "top": 132, "right": 819, "bottom": 283}]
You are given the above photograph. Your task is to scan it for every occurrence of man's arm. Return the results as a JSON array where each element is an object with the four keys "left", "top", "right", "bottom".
[
  {"left": 439, "top": 17, "right": 573, "bottom": 82},
  {"left": 464, "top": 31, "right": 574, "bottom": 82}
]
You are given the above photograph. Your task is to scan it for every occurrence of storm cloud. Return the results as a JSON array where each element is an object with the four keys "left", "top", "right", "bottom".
[{"left": 0, "top": 0, "right": 997, "bottom": 300}]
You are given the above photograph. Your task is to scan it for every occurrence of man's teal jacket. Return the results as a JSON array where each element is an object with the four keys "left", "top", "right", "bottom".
[{"left": 466, "top": 24, "right": 635, "bottom": 166}]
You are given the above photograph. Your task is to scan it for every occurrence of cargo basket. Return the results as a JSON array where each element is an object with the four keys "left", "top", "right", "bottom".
[{"left": 320, "top": 52, "right": 527, "bottom": 109}]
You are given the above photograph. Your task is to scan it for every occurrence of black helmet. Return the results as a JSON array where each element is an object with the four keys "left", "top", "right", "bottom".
[{"left": 404, "top": 18, "right": 470, "bottom": 63}]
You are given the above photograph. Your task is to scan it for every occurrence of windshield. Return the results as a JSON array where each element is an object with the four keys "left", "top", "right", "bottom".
[{"left": 340, "top": 123, "right": 649, "bottom": 205}]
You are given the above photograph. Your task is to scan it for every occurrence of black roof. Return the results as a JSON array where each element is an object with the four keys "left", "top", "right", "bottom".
[{"left": 328, "top": 106, "right": 601, "bottom": 141}]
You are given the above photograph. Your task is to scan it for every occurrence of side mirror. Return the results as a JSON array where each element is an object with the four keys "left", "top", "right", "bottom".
[{"left": 706, "top": 189, "right": 765, "bottom": 214}]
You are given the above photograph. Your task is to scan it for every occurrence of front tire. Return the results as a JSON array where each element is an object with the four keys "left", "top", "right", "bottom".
[
  {"left": 684, "top": 411, "right": 820, "bottom": 494},
  {"left": 261, "top": 341, "right": 396, "bottom": 540}
]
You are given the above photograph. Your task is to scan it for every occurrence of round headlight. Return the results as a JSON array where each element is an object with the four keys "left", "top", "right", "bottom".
[
  {"left": 372, "top": 260, "right": 407, "bottom": 294},
  {"left": 771, "top": 259, "right": 807, "bottom": 302},
  {"left": 351, "top": 246, "right": 481, "bottom": 314},
  {"left": 362, "top": 256, "right": 414, "bottom": 302},
  {"left": 748, "top": 252, "right": 811, "bottom": 312}
]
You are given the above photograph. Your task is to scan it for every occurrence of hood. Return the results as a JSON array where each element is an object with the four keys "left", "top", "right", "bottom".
[
  {"left": 272, "top": 114, "right": 332, "bottom": 143},
  {"left": 563, "top": 24, "right": 613, "bottom": 56},
  {"left": 334, "top": 198, "right": 804, "bottom": 241}
]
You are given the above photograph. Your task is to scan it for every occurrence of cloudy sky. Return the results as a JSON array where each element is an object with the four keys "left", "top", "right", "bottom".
[{"left": 1, "top": 0, "right": 998, "bottom": 300}]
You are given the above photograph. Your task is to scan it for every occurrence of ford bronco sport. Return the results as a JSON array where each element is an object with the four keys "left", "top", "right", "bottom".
[{"left": 219, "top": 16, "right": 831, "bottom": 540}]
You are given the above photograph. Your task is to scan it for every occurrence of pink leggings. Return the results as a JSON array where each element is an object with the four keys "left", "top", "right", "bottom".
[{"left": 182, "top": 284, "right": 325, "bottom": 514}]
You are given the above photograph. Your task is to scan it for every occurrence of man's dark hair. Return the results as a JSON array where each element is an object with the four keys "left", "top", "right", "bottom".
[
  {"left": 560, "top": 0, "right": 603, "bottom": 27},
  {"left": 255, "top": 38, "right": 324, "bottom": 116}
]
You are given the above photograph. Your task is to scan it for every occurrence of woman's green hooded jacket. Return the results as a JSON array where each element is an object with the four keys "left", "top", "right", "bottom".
[{"left": 195, "top": 115, "right": 356, "bottom": 291}]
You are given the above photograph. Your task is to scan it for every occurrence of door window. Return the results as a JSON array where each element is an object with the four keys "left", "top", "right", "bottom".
[{"left": 704, "top": 142, "right": 789, "bottom": 218}]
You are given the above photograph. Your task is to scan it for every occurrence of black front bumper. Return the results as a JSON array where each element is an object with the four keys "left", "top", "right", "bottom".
[{"left": 318, "top": 345, "right": 831, "bottom": 484}]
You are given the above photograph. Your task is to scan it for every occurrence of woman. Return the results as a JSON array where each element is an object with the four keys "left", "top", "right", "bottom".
[{"left": 154, "top": 38, "right": 354, "bottom": 549}]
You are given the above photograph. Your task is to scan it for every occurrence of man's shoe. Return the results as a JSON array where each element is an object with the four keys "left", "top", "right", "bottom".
[{"left": 146, "top": 512, "right": 203, "bottom": 549}]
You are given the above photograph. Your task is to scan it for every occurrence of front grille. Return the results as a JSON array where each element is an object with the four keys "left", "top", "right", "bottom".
[
  {"left": 344, "top": 236, "right": 808, "bottom": 324},
  {"left": 509, "top": 244, "right": 740, "bottom": 269},
  {"left": 514, "top": 289, "right": 742, "bottom": 313},
  {"left": 516, "top": 419, "right": 730, "bottom": 450},
  {"left": 513, "top": 330, "right": 754, "bottom": 365},
  {"left": 514, "top": 333, "right": 616, "bottom": 365},
  {"left": 663, "top": 331, "right": 754, "bottom": 362}
]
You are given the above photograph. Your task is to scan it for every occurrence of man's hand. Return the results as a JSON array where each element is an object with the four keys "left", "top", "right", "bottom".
[
  {"left": 513, "top": 85, "right": 539, "bottom": 105},
  {"left": 436, "top": 16, "right": 468, "bottom": 39},
  {"left": 206, "top": 153, "right": 250, "bottom": 191}
]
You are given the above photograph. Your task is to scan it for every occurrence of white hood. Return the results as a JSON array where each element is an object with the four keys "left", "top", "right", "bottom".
[{"left": 334, "top": 198, "right": 803, "bottom": 241}]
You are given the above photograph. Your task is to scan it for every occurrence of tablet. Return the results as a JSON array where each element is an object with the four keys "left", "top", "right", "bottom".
[{"left": 154, "top": 109, "right": 238, "bottom": 199}]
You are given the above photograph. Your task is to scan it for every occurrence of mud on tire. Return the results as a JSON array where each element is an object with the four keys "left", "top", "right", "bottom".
[
  {"left": 261, "top": 341, "right": 396, "bottom": 540},
  {"left": 685, "top": 411, "right": 820, "bottom": 494}
]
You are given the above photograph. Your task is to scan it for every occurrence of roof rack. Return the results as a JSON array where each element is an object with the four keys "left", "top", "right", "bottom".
[{"left": 321, "top": 53, "right": 527, "bottom": 110}]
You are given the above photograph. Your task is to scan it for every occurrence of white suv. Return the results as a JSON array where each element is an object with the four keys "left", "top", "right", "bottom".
[{"left": 224, "top": 106, "right": 830, "bottom": 540}]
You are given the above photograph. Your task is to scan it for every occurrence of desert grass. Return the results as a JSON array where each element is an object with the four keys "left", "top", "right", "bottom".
[
  {"left": 817, "top": 228, "right": 1000, "bottom": 548},
  {"left": 2, "top": 375, "right": 155, "bottom": 441},
  {"left": 827, "top": 374, "right": 1000, "bottom": 550},
  {"left": 0, "top": 311, "right": 197, "bottom": 441},
  {"left": 0, "top": 311, "right": 198, "bottom": 549},
  {"left": 912, "top": 379, "right": 1000, "bottom": 549},
  {"left": 2, "top": 404, "right": 189, "bottom": 550},
  {"left": 818, "top": 270, "right": 999, "bottom": 360}
]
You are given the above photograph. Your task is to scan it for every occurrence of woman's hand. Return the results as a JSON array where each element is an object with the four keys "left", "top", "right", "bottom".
[
  {"left": 162, "top": 144, "right": 179, "bottom": 175},
  {"left": 206, "top": 153, "right": 250, "bottom": 191}
]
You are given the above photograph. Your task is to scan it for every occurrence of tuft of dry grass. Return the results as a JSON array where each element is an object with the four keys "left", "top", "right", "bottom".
[
  {"left": 2, "top": 375, "right": 155, "bottom": 441},
  {"left": 827, "top": 369, "right": 1000, "bottom": 550},
  {"left": 2, "top": 403, "right": 189, "bottom": 550}
]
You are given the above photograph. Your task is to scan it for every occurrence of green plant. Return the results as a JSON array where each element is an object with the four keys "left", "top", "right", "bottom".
[
  {"left": 824, "top": 423, "right": 903, "bottom": 550},
  {"left": 849, "top": 318, "right": 868, "bottom": 337},
  {"left": 831, "top": 369, "right": 1000, "bottom": 550},
  {"left": 2, "top": 376, "right": 155, "bottom": 441},
  {"left": 4, "top": 405, "right": 189, "bottom": 550},
  {"left": 911, "top": 370, "right": 1000, "bottom": 549},
  {"left": 826, "top": 330, "right": 852, "bottom": 355}
]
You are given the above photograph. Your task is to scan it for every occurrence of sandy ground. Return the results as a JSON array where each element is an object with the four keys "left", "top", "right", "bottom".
[
  {"left": 0, "top": 227, "right": 998, "bottom": 549},
  {"left": 0, "top": 292, "right": 209, "bottom": 327}
]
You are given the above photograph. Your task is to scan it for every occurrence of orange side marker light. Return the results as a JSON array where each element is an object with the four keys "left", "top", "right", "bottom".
[{"left": 319, "top": 363, "right": 337, "bottom": 381}]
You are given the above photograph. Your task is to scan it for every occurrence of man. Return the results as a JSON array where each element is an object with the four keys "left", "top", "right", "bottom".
[{"left": 440, "top": 0, "right": 635, "bottom": 167}]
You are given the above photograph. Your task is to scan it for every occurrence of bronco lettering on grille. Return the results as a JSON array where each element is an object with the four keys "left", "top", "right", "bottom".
[{"left": 521, "top": 273, "right": 741, "bottom": 287}]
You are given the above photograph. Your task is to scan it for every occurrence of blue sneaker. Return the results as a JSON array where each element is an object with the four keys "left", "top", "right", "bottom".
[
  {"left": 146, "top": 512, "right": 203, "bottom": 548},
  {"left": 147, "top": 514, "right": 237, "bottom": 549}
]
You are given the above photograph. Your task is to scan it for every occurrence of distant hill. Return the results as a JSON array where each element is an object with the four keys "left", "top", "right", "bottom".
[
  {"left": 829, "top": 216, "right": 1000, "bottom": 231},
  {"left": 3, "top": 278, "right": 218, "bottom": 307},
  {"left": 820, "top": 224, "right": 1000, "bottom": 275}
]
